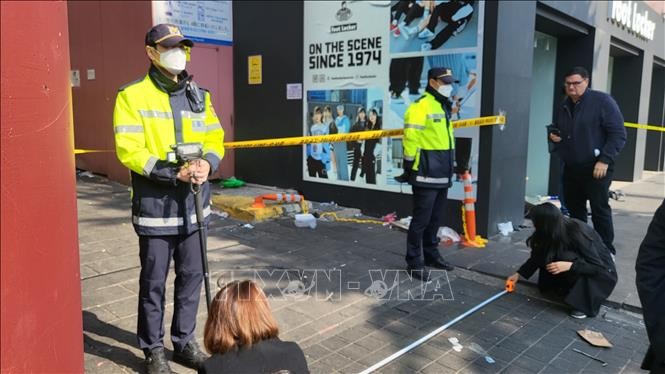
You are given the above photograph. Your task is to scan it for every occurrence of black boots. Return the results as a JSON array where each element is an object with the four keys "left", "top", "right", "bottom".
[
  {"left": 173, "top": 340, "right": 208, "bottom": 370},
  {"left": 145, "top": 347, "right": 173, "bottom": 374}
]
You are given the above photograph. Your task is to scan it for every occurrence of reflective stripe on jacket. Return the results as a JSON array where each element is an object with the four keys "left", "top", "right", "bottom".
[
  {"left": 403, "top": 91, "right": 454, "bottom": 188},
  {"left": 113, "top": 72, "right": 225, "bottom": 236}
]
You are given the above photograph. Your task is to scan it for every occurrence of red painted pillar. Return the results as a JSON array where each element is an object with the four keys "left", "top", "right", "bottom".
[{"left": 1, "top": 1, "right": 83, "bottom": 372}]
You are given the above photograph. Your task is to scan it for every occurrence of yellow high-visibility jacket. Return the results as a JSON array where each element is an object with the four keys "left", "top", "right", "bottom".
[
  {"left": 113, "top": 69, "right": 224, "bottom": 236},
  {"left": 402, "top": 91, "right": 454, "bottom": 188}
]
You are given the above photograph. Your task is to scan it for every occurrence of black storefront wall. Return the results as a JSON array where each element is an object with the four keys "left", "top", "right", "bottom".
[
  {"left": 644, "top": 61, "right": 665, "bottom": 171},
  {"left": 233, "top": 1, "right": 463, "bottom": 233},
  {"left": 233, "top": 1, "right": 534, "bottom": 236}
]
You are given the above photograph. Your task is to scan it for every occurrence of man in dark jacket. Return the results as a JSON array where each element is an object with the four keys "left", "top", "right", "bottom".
[
  {"left": 636, "top": 200, "right": 665, "bottom": 373},
  {"left": 550, "top": 66, "right": 626, "bottom": 255}
]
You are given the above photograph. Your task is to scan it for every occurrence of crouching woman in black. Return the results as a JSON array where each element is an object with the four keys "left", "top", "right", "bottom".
[{"left": 507, "top": 202, "right": 617, "bottom": 319}]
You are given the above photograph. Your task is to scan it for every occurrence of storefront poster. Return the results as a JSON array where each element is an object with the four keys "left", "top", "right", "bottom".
[
  {"left": 303, "top": 1, "right": 484, "bottom": 200},
  {"left": 152, "top": 1, "right": 233, "bottom": 45}
]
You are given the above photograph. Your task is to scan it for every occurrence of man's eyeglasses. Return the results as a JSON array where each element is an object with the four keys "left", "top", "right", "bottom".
[{"left": 564, "top": 80, "right": 585, "bottom": 87}]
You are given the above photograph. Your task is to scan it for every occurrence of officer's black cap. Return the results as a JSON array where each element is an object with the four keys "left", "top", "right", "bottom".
[
  {"left": 145, "top": 24, "right": 194, "bottom": 48},
  {"left": 428, "top": 67, "right": 457, "bottom": 84}
]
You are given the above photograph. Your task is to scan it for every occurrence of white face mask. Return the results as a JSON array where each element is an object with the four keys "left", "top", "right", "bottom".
[
  {"left": 156, "top": 47, "right": 187, "bottom": 75},
  {"left": 438, "top": 84, "right": 453, "bottom": 98}
]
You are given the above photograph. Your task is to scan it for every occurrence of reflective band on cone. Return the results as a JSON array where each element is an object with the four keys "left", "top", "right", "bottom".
[{"left": 252, "top": 193, "right": 306, "bottom": 209}]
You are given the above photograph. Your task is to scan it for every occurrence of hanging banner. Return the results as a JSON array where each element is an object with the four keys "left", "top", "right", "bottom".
[
  {"left": 303, "top": 0, "right": 484, "bottom": 199},
  {"left": 152, "top": 1, "right": 233, "bottom": 46}
]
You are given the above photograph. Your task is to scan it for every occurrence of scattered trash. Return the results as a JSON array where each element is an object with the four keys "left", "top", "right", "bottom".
[
  {"left": 96, "top": 361, "right": 105, "bottom": 367},
  {"left": 399, "top": 216, "right": 412, "bottom": 226},
  {"left": 573, "top": 348, "right": 608, "bottom": 367},
  {"left": 577, "top": 329, "right": 613, "bottom": 348},
  {"left": 448, "top": 337, "right": 463, "bottom": 352},
  {"left": 242, "top": 223, "right": 254, "bottom": 229},
  {"left": 78, "top": 171, "right": 95, "bottom": 178},
  {"left": 467, "top": 342, "right": 495, "bottom": 363},
  {"left": 609, "top": 190, "right": 625, "bottom": 201},
  {"left": 212, "top": 210, "right": 229, "bottom": 219},
  {"left": 320, "top": 201, "right": 337, "bottom": 207},
  {"left": 294, "top": 213, "right": 317, "bottom": 229},
  {"left": 382, "top": 212, "right": 397, "bottom": 223},
  {"left": 220, "top": 177, "right": 245, "bottom": 188},
  {"left": 497, "top": 221, "right": 514, "bottom": 236},
  {"left": 340, "top": 264, "right": 346, "bottom": 268},
  {"left": 438, "top": 226, "right": 461, "bottom": 245}
]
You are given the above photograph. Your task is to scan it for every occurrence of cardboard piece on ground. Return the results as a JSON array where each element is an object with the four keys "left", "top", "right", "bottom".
[{"left": 577, "top": 329, "right": 613, "bottom": 348}]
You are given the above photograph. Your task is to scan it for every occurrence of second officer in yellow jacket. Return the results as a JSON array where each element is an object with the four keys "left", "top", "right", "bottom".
[{"left": 397, "top": 67, "right": 456, "bottom": 281}]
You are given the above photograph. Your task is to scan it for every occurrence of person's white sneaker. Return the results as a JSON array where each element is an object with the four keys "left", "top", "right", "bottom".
[{"left": 570, "top": 310, "right": 587, "bottom": 319}]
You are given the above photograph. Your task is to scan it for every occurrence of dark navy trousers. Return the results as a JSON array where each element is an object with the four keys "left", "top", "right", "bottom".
[
  {"left": 406, "top": 186, "right": 448, "bottom": 268},
  {"left": 137, "top": 231, "right": 203, "bottom": 353}
]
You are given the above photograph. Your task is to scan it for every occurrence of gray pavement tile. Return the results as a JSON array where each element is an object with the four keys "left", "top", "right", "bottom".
[
  {"left": 303, "top": 344, "right": 333, "bottom": 364},
  {"left": 410, "top": 343, "right": 447, "bottom": 362},
  {"left": 420, "top": 360, "right": 457, "bottom": 373},
  {"left": 549, "top": 356, "right": 591, "bottom": 372},
  {"left": 495, "top": 338, "right": 530, "bottom": 355},
  {"left": 378, "top": 359, "right": 417, "bottom": 374},
  {"left": 320, "top": 335, "right": 353, "bottom": 352},
  {"left": 523, "top": 344, "right": 560, "bottom": 363},
  {"left": 355, "top": 335, "right": 389, "bottom": 352},
  {"left": 354, "top": 344, "right": 403, "bottom": 367},
  {"left": 103, "top": 297, "right": 138, "bottom": 320},
  {"left": 335, "top": 324, "right": 377, "bottom": 343},
  {"left": 511, "top": 355, "right": 548, "bottom": 372},
  {"left": 82, "top": 286, "right": 136, "bottom": 309},
  {"left": 437, "top": 352, "right": 473, "bottom": 371},
  {"left": 339, "top": 360, "right": 367, "bottom": 374},
  {"left": 308, "top": 360, "right": 339, "bottom": 374},
  {"left": 274, "top": 307, "right": 316, "bottom": 331},
  {"left": 337, "top": 343, "right": 373, "bottom": 362},
  {"left": 463, "top": 356, "right": 509, "bottom": 373},
  {"left": 488, "top": 346, "right": 521, "bottom": 363}
]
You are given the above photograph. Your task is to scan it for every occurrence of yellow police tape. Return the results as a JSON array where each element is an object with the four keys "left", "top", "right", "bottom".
[
  {"left": 74, "top": 115, "right": 506, "bottom": 154},
  {"left": 624, "top": 122, "right": 665, "bottom": 132},
  {"left": 223, "top": 115, "right": 506, "bottom": 149}
]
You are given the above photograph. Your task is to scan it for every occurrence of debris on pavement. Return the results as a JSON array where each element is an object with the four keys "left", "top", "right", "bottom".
[
  {"left": 497, "top": 221, "right": 514, "bottom": 236},
  {"left": 573, "top": 348, "right": 608, "bottom": 367},
  {"left": 577, "top": 329, "right": 613, "bottom": 348}
]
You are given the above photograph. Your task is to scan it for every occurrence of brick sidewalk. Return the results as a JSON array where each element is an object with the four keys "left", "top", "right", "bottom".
[{"left": 78, "top": 176, "right": 649, "bottom": 373}]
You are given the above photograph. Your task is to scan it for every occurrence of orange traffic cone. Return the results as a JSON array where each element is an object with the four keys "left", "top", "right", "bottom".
[{"left": 460, "top": 171, "right": 488, "bottom": 248}]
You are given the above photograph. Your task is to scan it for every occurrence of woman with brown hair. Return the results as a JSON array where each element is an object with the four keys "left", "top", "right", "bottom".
[{"left": 200, "top": 280, "right": 309, "bottom": 374}]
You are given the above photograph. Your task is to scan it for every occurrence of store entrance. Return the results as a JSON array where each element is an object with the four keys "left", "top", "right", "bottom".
[
  {"left": 526, "top": 31, "right": 558, "bottom": 201},
  {"left": 608, "top": 39, "right": 644, "bottom": 181}
]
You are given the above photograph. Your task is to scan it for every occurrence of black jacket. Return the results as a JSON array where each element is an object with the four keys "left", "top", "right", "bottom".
[
  {"left": 636, "top": 200, "right": 665, "bottom": 373},
  {"left": 518, "top": 219, "right": 618, "bottom": 316},
  {"left": 551, "top": 89, "right": 626, "bottom": 166},
  {"left": 199, "top": 338, "right": 309, "bottom": 374}
]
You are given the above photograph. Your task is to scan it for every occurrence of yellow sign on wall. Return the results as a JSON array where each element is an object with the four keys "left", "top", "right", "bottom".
[{"left": 248, "top": 55, "right": 262, "bottom": 85}]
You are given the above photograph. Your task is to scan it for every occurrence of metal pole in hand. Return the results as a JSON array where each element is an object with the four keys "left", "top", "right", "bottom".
[{"left": 192, "top": 182, "right": 212, "bottom": 310}]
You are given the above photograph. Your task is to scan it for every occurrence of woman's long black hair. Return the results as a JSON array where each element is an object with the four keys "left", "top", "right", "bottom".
[{"left": 526, "top": 202, "right": 586, "bottom": 262}]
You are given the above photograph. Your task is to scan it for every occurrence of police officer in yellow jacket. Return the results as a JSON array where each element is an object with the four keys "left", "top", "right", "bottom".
[
  {"left": 113, "top": 24, "right": 224, "bottom": 374},
  {"left": 397, "top": 67, "right": 456, "bottom": 281}
]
